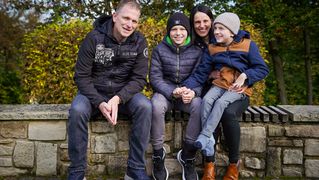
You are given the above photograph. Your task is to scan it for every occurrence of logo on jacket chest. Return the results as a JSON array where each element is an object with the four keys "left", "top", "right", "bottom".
[{"left": 95, "top": 44, "right": 114, "bottom": 65}]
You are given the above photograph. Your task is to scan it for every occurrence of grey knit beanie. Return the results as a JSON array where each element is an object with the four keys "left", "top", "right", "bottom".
[{"left": 213, "top": 12, "right": 240, "bottom": 35}]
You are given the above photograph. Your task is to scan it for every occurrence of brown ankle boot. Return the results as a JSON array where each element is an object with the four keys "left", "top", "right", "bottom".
[
  {"left": 223, "top": 163, "right": 239, "bottom": 180},
  {"left": 202, "top": 162, "right": 215, "bottom": 180}
]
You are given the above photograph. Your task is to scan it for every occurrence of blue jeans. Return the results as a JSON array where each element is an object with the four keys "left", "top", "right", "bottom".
[
  {"left": 67, "top": 93, "right": 152, "bottom": 180},
  {"left": 201, "top": 86, "right": 245, "bottom": 137}
]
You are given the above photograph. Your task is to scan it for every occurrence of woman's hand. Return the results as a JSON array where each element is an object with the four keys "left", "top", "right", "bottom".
[{"left": 209, "top": 70, "right": 220, "bottom": 80}]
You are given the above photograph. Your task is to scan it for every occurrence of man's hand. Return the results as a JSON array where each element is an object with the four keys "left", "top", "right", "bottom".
[
  {"left": 107, "top": 95, "right": 121, "bottom": 125},
  {"left": 182, "top": 89, "right": 195, "bottom": 104},
  {"left": 98, "top": 102, "right": 113, "bottom": 124}
]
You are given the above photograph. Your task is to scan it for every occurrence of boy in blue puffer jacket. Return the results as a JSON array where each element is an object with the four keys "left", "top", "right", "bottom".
[
  {"left": 183, "top": 12, "right": 269, "bottom": 165},
  {"left": 150, "top": 12, "right": 202, "bottom": 180}
]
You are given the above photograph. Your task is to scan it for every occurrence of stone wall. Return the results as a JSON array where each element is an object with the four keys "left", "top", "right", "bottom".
[{"left": 0, "top": 104, "right": 318, "bottom": 179}]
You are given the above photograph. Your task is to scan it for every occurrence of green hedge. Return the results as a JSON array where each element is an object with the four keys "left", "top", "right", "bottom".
[{"left": 21, "top": 20, "right": 92, "bottom": 104}]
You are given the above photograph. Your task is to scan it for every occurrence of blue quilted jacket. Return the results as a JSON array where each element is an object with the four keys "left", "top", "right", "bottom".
[{"left": 150, "top": 36, "right": 202, "bottom": 100}]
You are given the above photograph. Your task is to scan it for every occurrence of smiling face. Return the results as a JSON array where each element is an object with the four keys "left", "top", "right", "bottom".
[
  {"left": 112, "top": 4, "right": 140, "bottom": 42},
  {"left": 214, "top": 23, "right": 234, "bottom": 45},
  {"left": 169, "top": 25, "right": 188, "bottom": 47},
  {"left": 193, "top": 11, "right": 212, "bottom": 39}
]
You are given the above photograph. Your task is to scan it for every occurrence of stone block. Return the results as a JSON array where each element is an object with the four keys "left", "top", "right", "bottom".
[
  {"left": 58, "top": 162, "right": 69, "bottom": 177},
  {"left": 89, "top": 154, "right": 106, "bottom": 163},
  {"left": 91, "top": 121, "right": 114, "bottom": 133},
  {"left": 0, "top": 122, "right": 27, "bottom": 138},
  {"left": 283, "top": 167, "right": 303, "bottom": 177},
  {"left": 0, "top": 104, "right": 69, "bottom": 120},
  {"left": 283, "top": 149, "right": 303, "bottom": 164},
  {"left": 92, "top": 134, "right": 117, "bottom": 153},
  {"left": 240, "top": 126, "right": 266, "bottom": 153},
  {"left": 305, "top": 139, "right": 319, "bottom": 156},
  {"left": 268, "top": 125, "right": 285, "bottom": 137},
  {"left": 164, "top": 122, "right": 173, "bottom": 141},
  {"left": 215, "top": 153, "right": 228, "bottom": 167},
  {"left": 266, "top": 147, "right": 281, "bottom": 177},
  {"left": 36, "top": 142, "right": 57, "bottom": 176},
  {"left": 0, "top": 157, "right": 12, "bottom": 167},
  {"left": 107, "top": 155, "right": 128, "bottom": 176},
  {"left": 118, "top": 140, "right": 129, "bottom": 152},
  {"left": 0, "top": 167, "right": 27, "bottom": 176},
  {"left": 305, "top": 159, "right": 319, "bottom": 178},
  {"left": 59, "top": 148, "right": 69, "bottom": 161},
  {"left": 285, "top": 125, "right": 319, "bottom": 138},
  {"left": 278, "top": 105, "right": 319, "bottom": 122},
  {"left": 165, "top": 158, "right": 181, "bottom": 176},
  {"left": 29, "top": 121, "right": 66, "bottom": 140},
  {"left": 0, "top": 145, "right": 13, "bottom": 156},
  {"left": 268, "top": 139, "right": 293, "bottom": 146},
  {"left": 13, "top": 141, "right": 34, "bottom": 168},
  {"left": 244, "top": 157, "right": 265, "bottom": 169},
  {"left": 240, "top": 170, "right": 255, "bottom": 178},
  {"left": 87, "top": 164, "right": 106, "bottom": 175},
  {"left": 293, "top": 140, "right": 303, "bottom": 147},
  {"left": 174, "top": 122, "right": 183, "bottom": 149},
  {"left": 115, "top": 123, "right": 130, "bottom": 141}
]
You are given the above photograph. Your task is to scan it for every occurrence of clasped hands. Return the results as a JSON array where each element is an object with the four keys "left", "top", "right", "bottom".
[
  {"left": 172, "top": 87, "right": 195, "bottom": 104},
  {"left": 98, "top": 95, "right": 120, "bottom": 126}
]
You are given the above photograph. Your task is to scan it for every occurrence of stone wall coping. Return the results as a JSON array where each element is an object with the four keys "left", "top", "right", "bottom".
[
  {"left": 0, "top": 104, "right": 318, "bottom": 123},
  {"left": 0, "top": 104, "right": 69, "bottom": 120}
]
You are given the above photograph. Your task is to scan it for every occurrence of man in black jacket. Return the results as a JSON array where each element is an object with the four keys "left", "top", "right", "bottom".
[{"left": 67, "top": 1, "right": 151, "bottom": 179}]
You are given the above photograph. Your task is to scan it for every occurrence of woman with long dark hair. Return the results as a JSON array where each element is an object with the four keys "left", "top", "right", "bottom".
[{"left": 189, "top": 5, "right": 250, "bottom": 180}]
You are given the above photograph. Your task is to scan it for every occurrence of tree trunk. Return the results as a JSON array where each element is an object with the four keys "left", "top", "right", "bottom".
[
  {"left": 304, "top": 28, "right": 313, "bottom": 104},
  {"left": 268, "top": 39, "right": 288, "bottom": 104}
]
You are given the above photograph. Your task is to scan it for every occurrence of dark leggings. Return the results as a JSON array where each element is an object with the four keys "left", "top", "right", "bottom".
[
  {"left": 205, "top": 96, "right": 249, "bottom": 163},
  {"left": 221, "top": 96, "right": 249, "bottom": 163}
]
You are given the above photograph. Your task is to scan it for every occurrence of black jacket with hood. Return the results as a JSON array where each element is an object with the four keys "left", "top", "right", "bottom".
[{"left": 74, "top": 15, "right": 148, "bottom": 107}]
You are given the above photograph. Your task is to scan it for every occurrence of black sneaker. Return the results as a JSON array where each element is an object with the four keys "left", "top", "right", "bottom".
[
  {"left": 177, "top": 150, "right": 198, "bottom": 180},
  {"left": 124, "top": 166, "right": 150, "bottom": 180},
  {"left": 152, "top": 148, "right": 169, "bottom": 180}
]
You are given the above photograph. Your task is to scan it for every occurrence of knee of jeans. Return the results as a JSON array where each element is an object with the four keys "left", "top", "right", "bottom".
[
  {"left": 191, "top": 97, "right": 201, "bottom": 108},
  {"left": 151, "top": 98, "right": 167, "bottom": 114},
  {"left": 69, "top": 103, "right": 91, "bottom": 118},
  {"left": 202, "top": 95, "right": 213, "bottom": 105},
  {"left": 215, "top": 98, "right": 229, "bottom": 109},
  {"left": 135, "top": 98, "right": 152, "bottom": 113}
]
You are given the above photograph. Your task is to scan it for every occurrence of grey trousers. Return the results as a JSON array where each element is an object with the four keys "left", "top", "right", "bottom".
[{"left": 150, "top": 93, "right": 202, "bottom": 150}]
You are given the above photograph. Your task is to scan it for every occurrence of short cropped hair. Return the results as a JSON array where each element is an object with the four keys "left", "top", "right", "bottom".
[{"left": 116, "top": 0, "right": 141, "bottom": 13}]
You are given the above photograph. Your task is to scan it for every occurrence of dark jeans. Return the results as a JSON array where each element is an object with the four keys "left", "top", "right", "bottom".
[{"left": 67, "top": 93, "right": 152, "bottom": 180}]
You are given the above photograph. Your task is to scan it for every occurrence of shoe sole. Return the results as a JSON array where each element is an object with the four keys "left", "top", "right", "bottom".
[
  {"left": 124, "top": 174, "right": 133, "bottom": 180},
  {"left": 177, "top": 150, "right": 198, "bottom": 180},
  {"left": 152, "top": 167, "right": 169, "bottom": 180}
]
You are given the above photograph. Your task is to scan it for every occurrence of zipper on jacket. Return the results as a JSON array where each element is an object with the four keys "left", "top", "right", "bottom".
[{"left": 176, "top": 47, "right": 180, "bottom": 84}]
